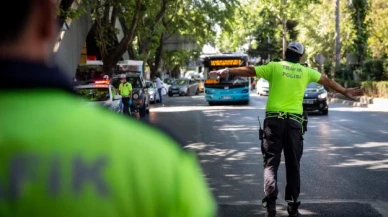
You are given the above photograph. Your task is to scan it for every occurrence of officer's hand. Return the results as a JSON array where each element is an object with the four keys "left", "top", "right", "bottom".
[
  {"left": 209, "top": 68, "right": 228, "bottom": 78},
  {"left": 344, "top": 88, "right": 364, "bottom": 100}
]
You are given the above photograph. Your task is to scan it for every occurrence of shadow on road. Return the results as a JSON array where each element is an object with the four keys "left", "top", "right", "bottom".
[
  {"left": 218, "top": 202, "right": 383, "bottom": 217},
  {"left": 148, "top": 95, "right": 388, "bottom": 214}
]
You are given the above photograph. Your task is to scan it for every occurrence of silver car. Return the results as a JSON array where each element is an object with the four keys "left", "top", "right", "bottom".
[
  {"left": 145, "top": 80, "right": 160, "bottom": 103},
  {"left": 168, "top": 79, "right": 199, "bottom": 97},
  {"left": 75, "top": 82, "right": 122, "bottom": 113}
]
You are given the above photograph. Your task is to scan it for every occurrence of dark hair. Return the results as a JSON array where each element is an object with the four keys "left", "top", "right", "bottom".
[
  {"left": 285, "top": 49, "right": 303, "bottom": 63},
  {"left": 0, "top": 0, "right": 32, "bottom": 45}
]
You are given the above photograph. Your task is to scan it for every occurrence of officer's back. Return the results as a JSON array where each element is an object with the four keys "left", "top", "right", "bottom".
[
  {"left": 255, "top": 60, "right": 321, "bottom": 114},
  {"left": 0, "top": 1, "right": 215, "bottom": 216}
]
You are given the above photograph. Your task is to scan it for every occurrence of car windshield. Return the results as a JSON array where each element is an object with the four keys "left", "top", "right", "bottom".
[
  {"left": 164, "top": 79, "right": 174, "bottom": 84},
  {"left": 76, "top": 88, "right": 110, "bottom": 101},
  {"left": 307, "top": 82, "right": 323, "bottom": 89},
  {"left": 146, "top": 81, "right": 155, "bottom": 88},
  {"left": 175, "top": 80, "right": 189, "bottom": 85}
]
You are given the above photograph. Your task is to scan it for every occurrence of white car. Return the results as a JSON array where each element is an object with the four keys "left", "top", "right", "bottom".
[
  {"left": 256, "top": 78, "right": 269, "bottom": 96},
  {"left": 162, "top": 78, "right": 176, "bottom": 95},
  {"left": 75, "top": 80, "right": 122, "bottom": 113},
  {"left": 145, "top": 80, "right": 160, "bottom": 103}
]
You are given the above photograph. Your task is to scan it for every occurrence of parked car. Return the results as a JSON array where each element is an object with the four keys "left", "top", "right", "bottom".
[
  {"left": 168, "top": 79, "right": 199, "bottom": 96},
  {"left": 303, "top": 82, "right": 329, "bottom": 115},
  {"left": 163, "top": 78, "right": 175, "bottom": 93},
  {"left": 196, "top": 78, "right": 205, "bottom": 92},
  {"left": 145, "top": 80, "right": 160, "bottom": 103},
  {"left": 111, "top": 72, "right": 150, "bottom": 117},
  {"left": 74, "top": 80, "right": 121, "bottom": 113},
  {"left": 256, "top": 78, "right": 269, "bottom": 96}
]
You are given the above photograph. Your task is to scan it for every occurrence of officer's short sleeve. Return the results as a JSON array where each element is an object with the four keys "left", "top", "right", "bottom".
[
  {"left": 254, "top": 62, "right": 273, "bottom": 80},
  {"left": 175, "top": 152, "right": 216, "bottom": 217},
  {"left": 128, "top": 83, "right": 133, "bottom": 92},
  {"left": 307, "top": 68, "right": 322, "bottom": 83}
]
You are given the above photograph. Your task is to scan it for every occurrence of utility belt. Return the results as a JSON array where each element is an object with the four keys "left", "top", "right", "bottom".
[{"left": 258, "top": 111, "right": 308, "bottom": 140}]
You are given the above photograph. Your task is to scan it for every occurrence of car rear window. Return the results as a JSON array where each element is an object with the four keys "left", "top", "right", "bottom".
[
  {"left": 307, "top": 82, "right": 323, "bottom": 88},
  {"left": 76, "top": 88, "right": 110, "bottom": 101}
]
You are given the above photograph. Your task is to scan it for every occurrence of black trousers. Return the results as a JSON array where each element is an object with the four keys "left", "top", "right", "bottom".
[
  {"left": 122, "top": 97, "right": 130, "bottom": 116},
  {"left": 261, "top": 117, "right": 304, "bottom": 204}
]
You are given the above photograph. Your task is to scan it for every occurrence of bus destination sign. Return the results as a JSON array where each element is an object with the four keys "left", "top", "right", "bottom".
[{"left": 210, "top": 59, "right": 242, "bottom": 66}]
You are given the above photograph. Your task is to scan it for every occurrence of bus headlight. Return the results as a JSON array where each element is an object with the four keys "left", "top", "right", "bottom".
[
  {"left": 242, "top": 89, "right": 249, "bottom": 93},
  {"left": 205, "top": 90, "right": 212, "bottom": 94},
  {"left": 318, "top": 92, "right": 327, "bottom": 99},
  {"left": 133, "top": 93, "right": 139, "bottom": 99}
]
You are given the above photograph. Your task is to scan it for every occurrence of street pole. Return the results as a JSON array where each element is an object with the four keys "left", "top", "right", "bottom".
[
  {"left": 335, "top": 0, "right": 341, "bottom": 77},
  {"left": 268, "top": 35, "right": 271, "bottom": 62}
]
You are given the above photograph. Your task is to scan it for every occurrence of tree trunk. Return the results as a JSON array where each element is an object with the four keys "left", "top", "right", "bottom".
[
  {"left": 356, "top": 9, "right": 363, "bottom": 64},
  {"left": 103, "top": 62, "right": 115, "bottom": 76},
  {"left": 282, "top": 19, "right": 287, "bottom": 59},
  {"left": 335, "top": 0, "right": 341, "bottom": 76},
  {"left": 128, "top": 45, "right": 136, "bottom": 60},
  {"left": 102, "top": 2, "right": 142, "bottom": 74},
  {"left": 149, "top": 32, "right": 165, "bottom": 79}
]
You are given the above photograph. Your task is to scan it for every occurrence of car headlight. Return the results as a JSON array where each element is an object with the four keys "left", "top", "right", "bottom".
[
  {"left": 133, "top": 93, "right": 139, "bottom": 99},
  {"left": 318, "top": 92, "right": 327, "bottom": 99},
  {"left": 180, "top": 87, "right": 187, "bottom": 91}
]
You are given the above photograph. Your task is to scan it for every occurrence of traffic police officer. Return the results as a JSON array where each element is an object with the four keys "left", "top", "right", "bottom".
[
  {"left": 119, "top": 74, "right": 133, "bottom": 116},
  {"left": 211, "top": 41, "right": 363, "bottom": 217},
  {"left": 0, "top": 0, "right": 216, "bottom": 216}
]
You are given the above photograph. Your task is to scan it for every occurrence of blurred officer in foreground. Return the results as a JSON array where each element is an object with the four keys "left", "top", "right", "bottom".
[
  {"left": 0, "top": 1, "right": 215, "bottom": 217},
  {"left": 211, "top": 42, "right": 363, "bottom": 217}
]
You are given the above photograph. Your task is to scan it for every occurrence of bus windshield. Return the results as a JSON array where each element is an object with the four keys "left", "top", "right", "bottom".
[
  {"left": 203, "top": 56, "right": 249, "bottom": 86},
  {"left": 208, "top": 66, "right": 249, "bottom": 85}
]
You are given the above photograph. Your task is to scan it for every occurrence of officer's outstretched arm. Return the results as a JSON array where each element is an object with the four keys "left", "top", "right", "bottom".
[
  {"left": 229, "top": 66, "right": 256, "bottom": 77},
  {"left": 210, "top": 67, "right": 256, "bottom": 78},
  {"left": 318, "top": 75, "right": 363, "bottom": 100}
]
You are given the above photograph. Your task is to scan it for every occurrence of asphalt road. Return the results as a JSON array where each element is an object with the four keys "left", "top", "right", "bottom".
[{"left": 146, "top": 92, "right": 388, "bottom": 217}]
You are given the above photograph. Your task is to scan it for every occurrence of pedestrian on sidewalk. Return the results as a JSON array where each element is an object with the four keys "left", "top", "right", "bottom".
[
  {"left": 210, "top": 41, "right": 363, "bottom": 217},
  {"left": 0, "top": 0, "right": 216, "bottom": 216},
  {"left": 155, "top": 74, "right": 163, "bottom": 105}
]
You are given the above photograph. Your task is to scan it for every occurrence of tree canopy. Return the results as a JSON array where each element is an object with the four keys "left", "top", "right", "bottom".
[
  {"left": 217, "top": 0, "right": 388, "bottom": 79},
  {"left": 62, "top": 0, "right": 388, "bottom": 80}
]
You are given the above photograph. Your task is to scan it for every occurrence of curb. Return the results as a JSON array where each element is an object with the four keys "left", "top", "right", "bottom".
[{"left": 328, "top": 97, "right": 368, "bottom": 107}]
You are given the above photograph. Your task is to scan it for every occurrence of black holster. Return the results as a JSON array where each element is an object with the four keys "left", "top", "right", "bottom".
[
  {"left": 259, "top": 128, "right": 264, "bottom": 140},
  {"left": 302, "top": 112, "right": 308, "bottom": 134}
]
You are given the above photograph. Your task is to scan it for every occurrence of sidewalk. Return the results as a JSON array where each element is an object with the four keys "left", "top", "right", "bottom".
[{"left": 328, "top": 93, "right": 388, "bottom": 112}]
